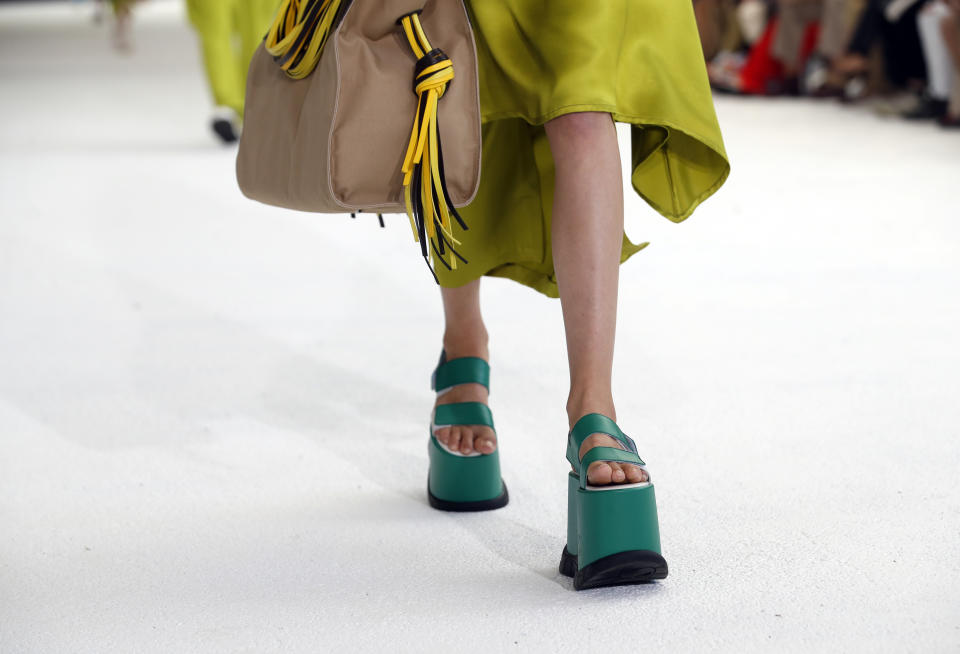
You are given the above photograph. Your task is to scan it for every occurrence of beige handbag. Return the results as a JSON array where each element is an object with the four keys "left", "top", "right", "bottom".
[{"left": 236, "top": 0, "right": 482, "bottom": 276}]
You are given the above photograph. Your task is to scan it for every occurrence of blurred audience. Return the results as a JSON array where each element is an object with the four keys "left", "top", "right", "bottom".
[
  {"left": 915, "top": 0, "right": 960, "bottom": 124},
  {"left": 89, "top": 0, "right": 960, "bottom": 133},
  {"left": 944, "top": 0, "right": 960, "bottom": 124},
  {"left": 773, "top": 0, "right": 851, "bottom": 94},
  {"left": 696, "top": 0, "right": 960, "bottom": 128}
]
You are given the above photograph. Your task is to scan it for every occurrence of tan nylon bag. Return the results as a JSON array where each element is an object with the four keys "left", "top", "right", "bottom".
[{"left": 236, "top": 0, "right": 482, "bottom": 215}]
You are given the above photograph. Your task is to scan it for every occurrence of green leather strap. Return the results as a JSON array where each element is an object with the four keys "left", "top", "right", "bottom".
[
  {"left": 431, "top": 356, "right": 490, "bottom": 393},
  {"left": 565, "top": 413, "right": 637, "bottom": 469},
  {"left": 576, "top": 447, "right": 646, "bottom": 488},
  {"left": 433, "top": 402, "right": 495, "bottom": 430}
]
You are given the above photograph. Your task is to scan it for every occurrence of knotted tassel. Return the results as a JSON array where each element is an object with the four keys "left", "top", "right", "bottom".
[
  {"left": 265, "top": 0, "right": 342, "bottom": 80},
  {"left": 397, "top": 11, "right": 468, "bottom": 282}
]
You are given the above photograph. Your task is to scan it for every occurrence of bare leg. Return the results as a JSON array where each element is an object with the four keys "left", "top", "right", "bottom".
[
  {"left": 544, "top": 112, "right": 647, "bottom": 486},
  {"left": 942, "top": 11, "right": 960, "bottom": 73},
  {"left": 433, "top": 280, "right": 496, "bottom": 455},
  {"left": 113, "top": 6, "right": 132, "bottom": 53},
  {"left": 942, "top": 10, "right": 960, "bottom": 118}
]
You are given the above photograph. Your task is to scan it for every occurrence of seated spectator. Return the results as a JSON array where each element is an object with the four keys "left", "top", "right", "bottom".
[
  {"left": 696, "top": 0, "right": 960, "bottom": 131},
  {"left": 833, "top": 0, "right": 928, "bottom": 100},
  {"left": 914, "top": 0, "right": 953, "bottom": 119},
  {"left": 707, "top": 0, "right": 856, "bottom": 95},
  {"left": 914, "top": 0, "right": 960, "bottom": 124},
  {"left": 773, "top": 0, "right": 855, "bottom": 94},
  {"left": 943, "top": 0, "right": 960, "bottom": 124}
]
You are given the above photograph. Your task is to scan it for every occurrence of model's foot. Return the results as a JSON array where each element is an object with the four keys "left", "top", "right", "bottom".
[
  {"left": 569, "top": 403, "right": 648, "bottom": 486},
  {"left": 433, "top": 338, "right": 497, "bottom": 456}
]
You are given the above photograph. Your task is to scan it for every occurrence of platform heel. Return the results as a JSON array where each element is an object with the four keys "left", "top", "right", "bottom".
[
  {"left": 559, "top": 413, "right": 668, "bottom": 589},
  {"left": 427, "top": 351, "right": 508, "bottom": 511}
]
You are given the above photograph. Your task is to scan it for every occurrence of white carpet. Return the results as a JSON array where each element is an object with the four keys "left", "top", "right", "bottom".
[{"left": 1, "top": 2, "right": 958, "bottom": 652}]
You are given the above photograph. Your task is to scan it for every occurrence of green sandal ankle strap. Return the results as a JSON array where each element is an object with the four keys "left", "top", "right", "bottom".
[
  {"left": 431, "top": 351, "right": 490, "bottom": 394},
  {"left": 566, "top": 413, "right": 647, "bottom": 490}
]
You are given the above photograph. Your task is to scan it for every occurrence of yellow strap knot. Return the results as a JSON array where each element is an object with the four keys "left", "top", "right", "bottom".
[{"left": 398, "top": 11, "right": 469, "bottom": 280}]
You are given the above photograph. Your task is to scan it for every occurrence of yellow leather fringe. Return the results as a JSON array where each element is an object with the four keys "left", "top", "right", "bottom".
[
  {"left": 398, "top": 11, "right": 467, "bottom": 277},
  {"left": 264, "top": 0, "right": 342, "bottom": 80}
]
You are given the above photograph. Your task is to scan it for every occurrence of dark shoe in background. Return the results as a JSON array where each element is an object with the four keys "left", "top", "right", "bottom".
[
  {"left": 212, "top": 119, "right": 239, "bottom": 144},
  {"left": 902, "top": 95, "right": 948, "bottom": 121},
  {"left": 939, "top": 113, "right": 960, "bottom": 129},
  {"left": 765, "top": 76, "right": 800, "bottom": 97},
  {"left": 210, "top": 106, "right": 239, "bottom": 144}
]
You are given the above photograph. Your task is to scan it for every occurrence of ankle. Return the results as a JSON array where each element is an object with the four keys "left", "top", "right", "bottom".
[
  {"left": 442, "top": 325, "right": 489, "bottom": 361},
  {"left": 566, "top": 391, "right": 616, "bottom": 428}
]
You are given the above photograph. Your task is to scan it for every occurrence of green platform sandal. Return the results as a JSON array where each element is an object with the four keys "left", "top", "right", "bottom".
[
  {"left": 427, "top": 351, "right": 509, "bottom": 512},
  {"left": 559, "top": 413, "right": 668, "bottom": 589}
]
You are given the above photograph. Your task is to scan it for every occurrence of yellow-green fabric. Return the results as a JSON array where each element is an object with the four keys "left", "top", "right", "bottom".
[
  {"left": 436, "top": 0, "right": 731, "bottom": 297},
  {"left": 186, "top": 0, "right": 278, "bottom": 118},
  {"left": 109, "top": 0, "right": 135, "bottom": 13}
]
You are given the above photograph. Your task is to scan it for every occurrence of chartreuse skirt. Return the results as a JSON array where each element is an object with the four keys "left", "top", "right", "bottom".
[{"left": 435, "top": 0, "right": 730, "bottom": 297}]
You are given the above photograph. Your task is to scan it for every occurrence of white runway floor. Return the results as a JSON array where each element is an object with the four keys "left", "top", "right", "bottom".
[{"left": 1, "top": 2, "right": 959, "bottom": 652}]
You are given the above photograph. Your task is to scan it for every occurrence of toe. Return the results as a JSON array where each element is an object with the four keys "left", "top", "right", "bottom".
[
  {"left": 624, "top": 464, "right": 647, "bottom": 484},
  {"left": 459, "top": 427, "right": 474, "bottom": 454},
  {"left": 476, "top": 429, "right": 496, "bottom": 454},
  {"left": 482, "top": 428, "right": 497, "bottom": 454},
  {"left": 609, "top": 462, "right": 626, "bottom": 483},
  {"left": 578, "top": 433, "right": 648, "bottom": 486},
  {"left": 435, "top": 426, "right": 450, "bottom": 447},
  {"left": 448, "top": 426, "right": 462, "bottom": 452},
  {"left": 587, "top": 461, "right": 614, "bottom": 485}
]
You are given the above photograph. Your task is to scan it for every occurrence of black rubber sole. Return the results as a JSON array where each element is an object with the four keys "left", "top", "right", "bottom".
[
  {"left": 211, "top": 118, "right": 238, "bottom": 144},
  {"left": 427, "top": 480, "right": 509, "bottom": 512},
  {"left": 559, "top": 546, "right": 668, "bottom": 590}
]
